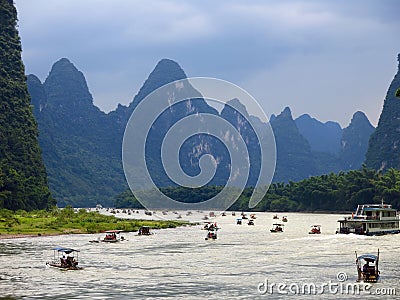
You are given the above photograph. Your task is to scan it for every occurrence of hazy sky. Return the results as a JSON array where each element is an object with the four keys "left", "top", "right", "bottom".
[{"left": 15, "top": 0, "right": 400, "bottom": 127}]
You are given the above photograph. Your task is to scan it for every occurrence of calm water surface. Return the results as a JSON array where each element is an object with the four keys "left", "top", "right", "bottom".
[{"left": 1, "top": 212, "right": 399, "bottom": 299}]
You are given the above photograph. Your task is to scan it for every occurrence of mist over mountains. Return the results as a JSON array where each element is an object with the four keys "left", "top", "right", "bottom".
[{"left": 28, "top": 58, "right": 375, "bottom": 207}]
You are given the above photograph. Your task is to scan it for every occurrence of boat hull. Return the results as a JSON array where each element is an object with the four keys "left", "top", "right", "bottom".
[{"left": 47, "top": 263, "right": 82, "bottom": 270}]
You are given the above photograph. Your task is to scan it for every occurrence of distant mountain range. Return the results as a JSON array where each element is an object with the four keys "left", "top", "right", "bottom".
[{"left": 28, "top": 58, "right": 376, "bottom": 207}]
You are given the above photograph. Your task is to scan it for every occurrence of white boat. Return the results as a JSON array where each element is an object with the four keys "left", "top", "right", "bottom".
[{"left": 337, "top": 202, "right": 400, "bottom": 235}]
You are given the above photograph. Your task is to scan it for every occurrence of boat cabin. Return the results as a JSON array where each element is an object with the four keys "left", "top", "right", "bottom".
[
  {"left": 338, "top": 203, "right": 399, "bottom": 235},
  {"left": 355, "top": 250, "right": 380, "bottom": 283},
  {"left": 138, "top": 226, "right": 152, "bottom": 235}
]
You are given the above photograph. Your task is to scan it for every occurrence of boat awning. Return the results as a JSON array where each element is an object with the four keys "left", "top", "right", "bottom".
[
  {"left": 357, "top": 254, "right": 377, "bottom": 262},
  {"left": 104, "top": 230, "right": 124, "bottom": 233},
  {"left": 53, "top": 247, "right": 79, "bottom": 253}
]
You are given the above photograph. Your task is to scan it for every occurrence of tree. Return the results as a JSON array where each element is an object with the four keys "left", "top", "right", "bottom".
[{"left": 0, "top": 0, "right": 55, "bottom": 210}]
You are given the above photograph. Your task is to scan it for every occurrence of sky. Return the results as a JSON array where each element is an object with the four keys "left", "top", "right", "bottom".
[{"left": 14, "top": 0, "right": 400, "bottom": 127}]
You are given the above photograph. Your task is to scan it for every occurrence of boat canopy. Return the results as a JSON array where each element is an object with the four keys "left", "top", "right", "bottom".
[
  {"left": 357, "top": 254, "right": 377, "bottom": 262},
  {"left": 104, "top": 230, "right": 123, "bottom": 233},
  {"left": 273, "top": 223, "right": 284, "bottom": 226},
  {"left": 52, "top": 247, "right": 79, "bottom": 254}
]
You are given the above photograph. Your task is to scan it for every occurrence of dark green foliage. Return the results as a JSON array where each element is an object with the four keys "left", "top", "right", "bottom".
[
  {"left": 396, "top": 88, "right": 400, "bottom": 97},
  {"left": 114, "top": 190, "right": 144, "bottom": 209},
  {"left": 366, "top": 54, "right": 400, "bottom": 170},
  {"left": 116, "top": 166, "right": 400, "bottom": 211},
  {"left": 114, "top": 186, "right": 223, "bottom": 208},
  {"left": 0, "top": 0, "right": 55, "bottom": 210},
  {"left": 252, "top": 166, "right": 400, "bottom": 211}
]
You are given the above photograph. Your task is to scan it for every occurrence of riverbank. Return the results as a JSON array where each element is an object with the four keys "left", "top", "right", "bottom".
[{"left": 0, "top": 207, "right": 190, "bottom": 238}]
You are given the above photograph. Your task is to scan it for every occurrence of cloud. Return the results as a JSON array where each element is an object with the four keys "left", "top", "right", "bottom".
[{"left": 15, "top": 0, "right": 400, "bottom": 125}]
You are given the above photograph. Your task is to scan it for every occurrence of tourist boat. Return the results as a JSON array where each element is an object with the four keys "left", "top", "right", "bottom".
[
  {"left": 282, "top": 216, "right": 288, "bottom": 222},
  {"left": 355, "top": 249, "right": 380, "bottom": 283},
  {"left": 203, "top": 222, "right": 212, "bottom": 230},
  {"left": 102, "top": 230, "right": 125, "bottom": 242},
  {"left": 248, "top": 219, "right": 255, "bottom": 226},
  {"left": 273, "top": 214, "right": 278, "bottom": 219},
  {"left": 231, "top": 212, "right": 236, "bottom": 216},
  {"left": 208, "top": 222, "right": 219, "bottom": 231},
  {"left": 241, "top": 212, "right": 248, "bottom": 219},
  {"left": 250, "top": 214, "right": 256, "bottom": 219},
  {"left": 138, "top": 226, "right": 152, "bottom": 236},
  {"left": 236, "top": 218, "right": 242, "bottom": 225},
  {"left": 46, "top": 247, "right": 82, "bottom": 270},
  {"left": 205, "top": 230, "right": 217, "bottom": 240},
  {"left": 221, "top": 212, "right": 226, "bottom": 216},
  {"left": 309, "top": 225, "right": 321, "bottom": 234},
  {"left": 270, "top": 223, "right": 284, "bottom": 233},
  {"left": 337, "top": 202, "right": 400, "bottom": 235}
]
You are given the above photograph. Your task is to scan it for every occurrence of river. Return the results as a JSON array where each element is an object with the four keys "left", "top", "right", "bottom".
[{"left": 0, "top": 211, "right": 399, "bottom": 299}]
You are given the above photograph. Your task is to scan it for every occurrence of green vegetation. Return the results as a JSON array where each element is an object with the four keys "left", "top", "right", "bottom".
[
  {"left": 239, "top": 166, "right": 400, "bottom": 211},
  {"left": 396, "top": 88, "right": 400, "bottom": 97},
  {"left": 0, "top": 0, "right": 55, "bottom": 211},
  {"left": 0, "top": 206, "right": 188, "bottom": 236},
  {"left": 365, "top": 54, "right": 400, "bottom": 171},
  {"left": 29, "top": 57, "right": 376, "bottom": 208},
  {"left": 116, "top": 166, "right": 400, "bottom": 212}
]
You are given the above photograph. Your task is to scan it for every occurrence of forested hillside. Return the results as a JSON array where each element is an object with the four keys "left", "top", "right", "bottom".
[
  {"left": 365, "top": 54, "right": 400, "bottom": 170},
  {"left": 28, "top": 57, "right": 376, "bottom": 207},
  {"left": 115, "top": 167, "right": 400, "bottom": 212},
  {"left": 0, "top": 0, "right": 54, "bottom": 210}
]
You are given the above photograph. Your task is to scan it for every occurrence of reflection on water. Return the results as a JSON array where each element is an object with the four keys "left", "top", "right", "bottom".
[{"left": 0, "top": 212, "right": 399, "bottom": 299}]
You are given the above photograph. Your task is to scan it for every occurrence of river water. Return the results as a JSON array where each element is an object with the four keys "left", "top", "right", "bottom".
[{"left": 0, "top": 211, "right": 399, "bottom": 299}]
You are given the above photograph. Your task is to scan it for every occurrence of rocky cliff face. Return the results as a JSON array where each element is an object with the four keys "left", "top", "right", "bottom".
[
  {"left": 29, "top": 57, "right": 376, "bottom": 207},
  {"left": 365, "top": 54, "right": 400, "bottom": 171},
  {"left": 0, "top": 0, "right": 54, "bottom": 210},
  {"left": 295, "top": 114, "right": 342, "bottom": 154},
  {"left": 341, "top": 111, "right": 374, "bottom": 170}
]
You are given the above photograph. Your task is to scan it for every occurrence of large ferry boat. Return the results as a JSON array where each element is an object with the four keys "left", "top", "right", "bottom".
[{"left": 337, "top": 202, "right": 400, "bottom": 235}]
